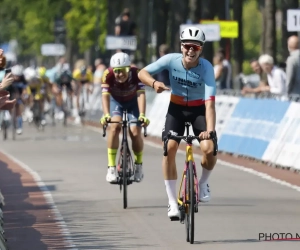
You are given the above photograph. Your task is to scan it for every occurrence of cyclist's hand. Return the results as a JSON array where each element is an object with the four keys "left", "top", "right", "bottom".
[
  {"left": 0, "top": 90, "right": 16, "bottom": 110},
  {"left": 199, "top": 131, "right": 211, "bottom": 140},
  {"left": 138, "top": 113, "right": 150, "bottom": 127},
  {"left": 0, "top": 90, "right": 9, "bottom": 107},
  {"left": 100, "top": 113, "right": 111, "bottom": 125},
  {"left": 153, "top": 81, "right": 170, "bottom": 93},
  {"left": 0, "top": 73, "right": 14, "bottom": 91}
]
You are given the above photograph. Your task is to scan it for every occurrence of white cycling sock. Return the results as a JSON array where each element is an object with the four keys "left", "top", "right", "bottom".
[
  {"left": 199, "top": 167, "right": 212, "bottom": 185},
  {"left": 165, "top": 180, "right": 177, "bottom": 205}
]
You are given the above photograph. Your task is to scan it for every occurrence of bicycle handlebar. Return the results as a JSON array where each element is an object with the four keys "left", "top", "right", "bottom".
[
  {"left": 163, "top": 131, "right": 218, "bottom": 157},
  {"left": 102, "top": 119, "right": 147, "bottom": 137}
]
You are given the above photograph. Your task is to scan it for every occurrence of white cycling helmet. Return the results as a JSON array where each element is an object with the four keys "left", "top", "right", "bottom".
[
  {"left": 11, "top": 65, "right": 24, "bottom": 76},
  {"left": 24, "top": 67, "right": 39, "bottom": 81},
  {"left": 110, "top": 52, "right": 131, "bottom": 68},
  {"left": 180, "top": 27, "right": 206, "bottom": 44}
]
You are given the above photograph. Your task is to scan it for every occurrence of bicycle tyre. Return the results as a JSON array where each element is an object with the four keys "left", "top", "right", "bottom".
[
  {"left": 185, "top": 163, "right": 190, "bottom": 242},
  {"left": 2, "top": 122, "right": 7, "bottom": 141},
  {"left": 122, "top": 141, "right": 128, "bottom": 209},
  {"left": 63, "top": 93, "right": 71, "bottom": 127},
  {"left": 12, "top": 108, "right": 16, "bottom": 140},
  {"left": 188, "top": 160, "right": 195, "bottom": 244}
]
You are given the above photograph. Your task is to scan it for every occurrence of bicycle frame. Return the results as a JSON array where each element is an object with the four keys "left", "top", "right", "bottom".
[
  {"left": 116, "top": 110, "right": 134, "bottom": 183},
  {"left": 102, "top": 109, "right": 147, "bottom": 209},
  {"left": 103, "top": 110, "right": 147, "bottom": 179},
  {"left": 177, "top": 123, "right": 199, "bottom": 211},
  {"left": 163, "top": 124, "right": 218, "bottom": 244},
  {"left": 177, "top": 140, "right": 199, "bottom": 210}
]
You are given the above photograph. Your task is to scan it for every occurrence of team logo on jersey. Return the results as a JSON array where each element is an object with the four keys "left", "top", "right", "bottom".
[
  {"left": 173, "top": 68, "right": 185, "bottom": 74},
  {"left": 187, "top": 71, "right": 200, "bottom": 79},
  {"left": 173, "top": 76, "right": 198, "bottom": 88}
]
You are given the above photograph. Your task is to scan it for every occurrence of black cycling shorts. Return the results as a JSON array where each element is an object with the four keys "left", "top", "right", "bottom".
[
  {"left": 58, "top": 82, "right": 73, "bottom": 92},
  {"left": 162, "top": 102, "right": 206, "bottom": 143}
]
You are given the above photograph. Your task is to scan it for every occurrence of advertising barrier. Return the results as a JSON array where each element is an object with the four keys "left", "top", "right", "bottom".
[{"left": 77, "top": 88, "right": 300, "bottom": 171}]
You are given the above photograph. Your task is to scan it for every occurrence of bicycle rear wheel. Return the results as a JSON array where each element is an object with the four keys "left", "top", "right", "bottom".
[
  {"left": 12, "top": 108, "right": 17, "bottom": 140},
  {"left": 122, "top": 141, "right": 128, "bottom": 209},
  {"left": 2, "top": 121, "right": 7, "bottom": 140},
  {"left": 185, "top": 161, "right": 195, "bottom": 243}
]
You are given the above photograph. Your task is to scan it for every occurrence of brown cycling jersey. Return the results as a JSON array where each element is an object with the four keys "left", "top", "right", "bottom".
[{"left": 101, "top": 67, "right": 145, "bottom": 102}]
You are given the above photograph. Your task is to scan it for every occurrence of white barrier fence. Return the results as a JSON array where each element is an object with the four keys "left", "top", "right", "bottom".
[{"left": 78, "top": 88, "right": 300, "bottom": 171}]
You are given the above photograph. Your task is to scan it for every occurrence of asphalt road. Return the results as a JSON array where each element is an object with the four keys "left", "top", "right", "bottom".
[{"left": 0, "top": 122, "right": 300, "bottom": 250}]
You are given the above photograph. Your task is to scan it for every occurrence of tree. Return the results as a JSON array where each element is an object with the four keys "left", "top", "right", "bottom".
[
  {"left": 0, "top": 0, "right": 56, "bottom": 56},
  {"left": 64, "top": 0, "right": 107, "bottom": 53},
  {"left": 169, "top": 0, "right": 189, "bottom": 52},
  {"left": 200, "top": 0, "right": 216, "bottom": 62},
  {"left": 281, "top": 0, "right": 299, "bottom": 60},
  {"left": 154, "top": 0, "right": 169, "bottom": 58},
  {"left": 232, "top": 0, "right": 244, "bottom": 77},
  {"left": 262, "top": 0, "right": 276, "bottom": 62}
]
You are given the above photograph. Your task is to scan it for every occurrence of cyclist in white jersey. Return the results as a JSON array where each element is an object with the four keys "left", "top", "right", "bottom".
[{"left": 138, "top": 27, "right": 217, "bottom": 220}]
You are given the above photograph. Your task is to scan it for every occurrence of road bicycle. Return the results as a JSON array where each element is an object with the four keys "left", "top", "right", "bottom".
[
  {"left": 31, "top": 99, "right": 45, "bottom": 131},
  {"left": 0, "top": 85, "right": 23, "bottom": 140},
  {"left": 163, "top": 122, "right": 218, "bottom": 244},
  {"left": 103, "top": 109, "right": 147, "bottom": 209}
]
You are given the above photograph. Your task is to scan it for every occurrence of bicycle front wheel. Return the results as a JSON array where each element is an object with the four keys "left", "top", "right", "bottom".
[
  {"left": 185, "top": 160, "right": 195, "bottom": 243},
  {"left": 122, "top": 141, "right": 128, "bottom": 209}
]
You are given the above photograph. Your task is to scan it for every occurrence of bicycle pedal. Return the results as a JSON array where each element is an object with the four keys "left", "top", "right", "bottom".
[
  {"left": 170, "top": 216, "right": 180, "bottom": 221},
  {"left": 179, "top": 210, "right": 185, "bottom": 222},
  {"left": 195, "top": 205, "right": 198, "bottom": 213},
  {"left": 109, "top": 181, "right": 119, "bottom": 185}
]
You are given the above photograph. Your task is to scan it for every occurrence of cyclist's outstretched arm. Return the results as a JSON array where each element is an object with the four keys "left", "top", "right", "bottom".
[
  {"left": 138, "top": 54, "right": 172, "bottom": 92},
  {"left": 101, "top": 69, "right": 111, "bottom": 115},
  {"left": 137, "top": 90, "right": 146, "bottom": 115},
  {"left": 203, "top": 61, "right": 217, "bottom": 138}
]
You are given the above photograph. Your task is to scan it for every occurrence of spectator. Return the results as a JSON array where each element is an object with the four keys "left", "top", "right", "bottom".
[
  {"left": 240, "top": 59, "right": 268, "bottom": 92},
  {"left": 0, "top": 49, "right": 16, "bottom": 110},
  {"left": 93, "top": 58, "right": 107, "bottom": 84},
  {"left": 258, "top": 54, "right": 287, "bottom": 98},
  {"left": 0, "top": 89, "right": 16, "bottom": 110},
  {"left": 115, "top": 8, "right": 136, "bottom": 36},
  {"left": 218, "top": 48, "right": 232, "bottom": 89},
  {"left": 213, "top": 52, "right": 227, "bottom": 89},
  {"left": 0, "top": 73, "right": 14, "bottom": 91},
  {"left": 0, "top": 49, "right": 6, "bottom": 69},
  {"left": 242, "top": 55, "right": 287, "bottom": 99},
  {"left": 115, "top": 8, "right": 130, "bottom": 27},
  {"left": 286, "top": 35, "right": 300, "bottom": 95},
  {"left": 155, "top": 44, "right": 170, "bottom": 86}
]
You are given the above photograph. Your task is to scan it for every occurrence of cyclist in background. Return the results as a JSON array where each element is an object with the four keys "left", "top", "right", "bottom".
[
  {"left": 54, "top": 68, "right": 74, "bottom": 118},
  {"left": 24, "top": 68, "right": 46, "bottom": 126},
  {"left": 138, "top": 27, "right": 217, "bottom": 219},
  {"left": 6, "top": 65, "right": 27, "bottom": 134},
  {"left": 72, "top": 61, "right": 93, "bottom": 121},
  {"left": 37, "top": 67, "right": 53, "bottom": 104},
  {"left": 100, "top": 52, "right": 150, "bottom": 183}
]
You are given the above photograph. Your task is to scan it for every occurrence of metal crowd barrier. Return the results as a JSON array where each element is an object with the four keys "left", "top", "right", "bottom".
[
  {"left": 0, "top": 190, "right": 7, "bottom": 250},
  {"left": 74, "top": 85, "right": 300, "bottom": 172}
]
